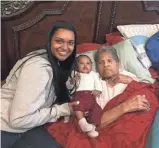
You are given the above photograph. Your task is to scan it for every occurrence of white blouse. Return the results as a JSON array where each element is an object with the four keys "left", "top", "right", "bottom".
[{"left": 96, "top": 70, "right": 138, "bottom": 109}]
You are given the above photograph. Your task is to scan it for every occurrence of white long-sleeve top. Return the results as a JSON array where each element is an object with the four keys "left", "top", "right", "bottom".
[
  {"left": 66, "top": 71, "right": 102, "bottom": 92},
  {"left": 1, "top": 49, "right": 70, "bottom": 133},
  {"left": 96, "top": 70, "right": 138, "bottom": 109}
]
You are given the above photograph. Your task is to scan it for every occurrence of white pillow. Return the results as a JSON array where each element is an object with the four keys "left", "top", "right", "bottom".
[
  {"left": 76, "top": 40, "right": 156, "bottom": 83},
  {"left": 117, "top": 24, "right": 159, "bottom": 38},
  {"left": 155, "top": 24, "right": 159, "bottom": 30}
]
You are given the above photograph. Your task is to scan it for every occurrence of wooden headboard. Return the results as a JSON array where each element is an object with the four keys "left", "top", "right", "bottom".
[{"left": 1, "top": 1, "right": 159, "bottom": 80}]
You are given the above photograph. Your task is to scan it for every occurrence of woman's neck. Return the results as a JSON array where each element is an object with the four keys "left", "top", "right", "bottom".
[
  {"left": 104, "top": 74, "right": 118, "bottom": 87},
  {"left": 106, "top": 79, "right": 114, "bottom": 87}
]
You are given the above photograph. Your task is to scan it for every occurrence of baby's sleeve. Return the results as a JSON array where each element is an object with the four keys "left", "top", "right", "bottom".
[{"left": 93, "top": 72, "right": 103, "bottom": 92}]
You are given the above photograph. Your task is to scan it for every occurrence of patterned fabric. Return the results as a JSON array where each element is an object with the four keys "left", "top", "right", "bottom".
[
  {"left": 117, "top": 24, "right": 159, "bottom": 69},
  {"left": 130, "top": 35, "right": 152, "bottom": 69},
  {"left": 117, "top": 24, "right": 159, "bottom": 38}
]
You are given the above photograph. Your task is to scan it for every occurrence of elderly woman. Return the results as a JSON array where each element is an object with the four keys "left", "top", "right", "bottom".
[{"left": 46, "top": 46, "right": 159, "bottom": 148}]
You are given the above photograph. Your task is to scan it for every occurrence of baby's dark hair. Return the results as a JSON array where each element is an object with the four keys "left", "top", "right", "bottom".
[{"left": 76, "top": 54, "right": 92, "bottom": 63}]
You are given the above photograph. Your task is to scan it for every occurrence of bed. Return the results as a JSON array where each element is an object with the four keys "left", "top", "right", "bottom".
[{"left": 1, "top": 1, "right": 159, "bottom": 148}]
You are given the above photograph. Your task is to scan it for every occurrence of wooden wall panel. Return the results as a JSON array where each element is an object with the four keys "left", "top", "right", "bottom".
[
  {"left": 96, "top": 1, "right": 159, "bottom": 43},
  {"left": 1, "top": 1, "right": 98, "bottom": 79},
  {"left": 1, "top": 1, "right": 159, "bottom": 80}
]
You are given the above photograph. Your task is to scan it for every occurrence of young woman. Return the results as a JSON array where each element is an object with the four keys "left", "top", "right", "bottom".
[{"left": 1, "top": 21, "right": 79, "bottom": 148}]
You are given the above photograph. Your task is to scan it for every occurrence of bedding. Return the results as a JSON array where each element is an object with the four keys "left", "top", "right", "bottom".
[
  {"left": 117, "top": 24, "right": 159, "bottom": 38},
  {"left": 117, "top": 24, "right": 159, "bottom": 69},
  {"left": 105, "top": 32, "right": 124, "bottom": 46},
  {"left": 145, "top": 32, "right": 159, "bottom": 72},
  {"left": 112, "top": 39, "right": 155, "bottom": 83},
  {"left": 77, "top": 43, "right": 101, "bottom": 54},
  {"left": 129, "top": 35, "right": 151, "bottom": 69},
  {"left": 45, "top": 81, "right": 159, "bottom": 148},
  {"left": 146, "top": 108, "right": 159, "bottom": 148},
  {"left": 76, "top": 40, "right": 156, "bottom": 83},
  {"left": 2, "top": 2, "right": 159, "bottom": 147}
]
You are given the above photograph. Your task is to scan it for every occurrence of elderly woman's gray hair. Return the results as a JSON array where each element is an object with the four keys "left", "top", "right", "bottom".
[{"left": 94, "top": 45, "right": 119, "bottom": 63}]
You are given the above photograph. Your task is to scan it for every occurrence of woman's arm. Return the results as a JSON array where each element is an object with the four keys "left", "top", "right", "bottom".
[
  {"left": 100, "top": 94, "right": 150, "bottom": 128},
  {"left": 100, "top": 103, "right": 125, "bottom": 128},
  {"left": 9, "top": 60, "right": 71, "bottom": 129},
  {"left": 109, "top": 74, "right": 133, "bottom": 86}
]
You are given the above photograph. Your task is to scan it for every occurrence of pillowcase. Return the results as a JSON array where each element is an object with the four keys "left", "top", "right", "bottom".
[
  {"left": 117, "top": 24, "right": 159, "bottom": 38},
  {"left": 105, "top": 32, "right": 124, "bottom": 46},
  {"left": 112, "top": 39, "right": 155, "bottom": 83},
  {"left": 130, "top": 35, "right": 152, "bottom": 69},
  {"left": 77, "top": 43, "right": 101, "bottom": 54},
  {"left": 117, "top": 24, "right": 159, "bottom": 69}
]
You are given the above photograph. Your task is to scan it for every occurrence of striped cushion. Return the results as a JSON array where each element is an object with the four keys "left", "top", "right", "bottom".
[{"left": 130, "top": 35, "right": 152, "bottom": 69}]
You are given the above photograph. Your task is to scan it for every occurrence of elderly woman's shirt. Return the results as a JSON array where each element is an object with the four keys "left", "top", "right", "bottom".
[{"left": 96, "top": 70, "right": 137, "bottom": 109}]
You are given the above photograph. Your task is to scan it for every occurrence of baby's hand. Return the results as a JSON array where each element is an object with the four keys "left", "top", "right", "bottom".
[
  {"left": 92, "top": 90, "right": 102, "bottom": 98},
  {"left": 70, "top": 72, "right": 80, "bottom": 85},
  {"left": 74, "top": 72, "right": 80, "bottom": 82}
]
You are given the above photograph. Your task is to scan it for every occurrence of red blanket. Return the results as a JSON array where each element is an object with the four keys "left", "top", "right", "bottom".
[{"left": 46, "top": 81, "right": 159, "bottom": 148}]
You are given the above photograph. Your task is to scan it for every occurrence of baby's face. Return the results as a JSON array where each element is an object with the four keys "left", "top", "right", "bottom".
[{"left": 77, "top": 56, "right": 92, "bottom": 73}]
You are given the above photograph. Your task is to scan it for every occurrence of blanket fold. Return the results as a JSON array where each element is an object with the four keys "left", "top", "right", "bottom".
[{"left": 45, "top": 81, "right": 159, "bottom": 148}]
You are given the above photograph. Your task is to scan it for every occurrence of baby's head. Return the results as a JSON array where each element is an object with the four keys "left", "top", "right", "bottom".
[{"left": 76, "top": 55, "right": 92, "bottom": 74}]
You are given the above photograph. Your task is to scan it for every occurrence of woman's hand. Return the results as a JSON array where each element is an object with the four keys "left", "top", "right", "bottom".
[
  {"left": 122, "top": 95, "right": 150, "bottom": 113},
  {"left": 110, "top": 74, "right": 133, "bottom": 86},
  {"left": 68, "top": 101, "right": 80, "bottom": 115}
]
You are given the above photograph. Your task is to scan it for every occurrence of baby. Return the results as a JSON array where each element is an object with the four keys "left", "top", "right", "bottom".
[{"left": 66, "top": 55, "right": 103, "bottom": 138}]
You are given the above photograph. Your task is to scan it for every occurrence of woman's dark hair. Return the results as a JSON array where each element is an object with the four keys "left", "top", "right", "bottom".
[
  {"left": 47, "top": 20, "right": 77, "bottom": 104},
  {"left": 8, "top": 21, "right": 77, "bottom": 104}
]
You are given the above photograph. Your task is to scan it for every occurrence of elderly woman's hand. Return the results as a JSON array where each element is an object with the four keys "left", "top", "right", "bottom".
[
  {"left": 122, "top": 95, "right": 150, "bottom": 113},
  {"left": 111, "top": 74, "right": 133, "bottom": 86}
]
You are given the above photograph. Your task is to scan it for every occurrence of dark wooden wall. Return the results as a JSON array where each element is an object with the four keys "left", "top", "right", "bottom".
[{"left": 1, "top": 1, "right": 159, "bottom": 80}]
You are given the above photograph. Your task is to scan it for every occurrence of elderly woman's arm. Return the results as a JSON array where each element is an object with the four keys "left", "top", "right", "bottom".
[
  {"left": 100, "top": 94, "right": 150, "bottom": 128},
  {"left": 100, "top": 103, "right": 125, "bottom": 128}
]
